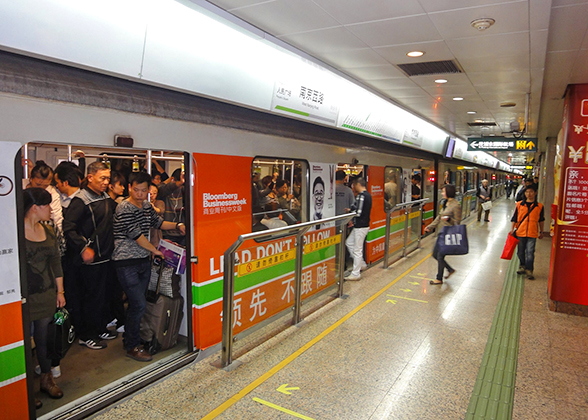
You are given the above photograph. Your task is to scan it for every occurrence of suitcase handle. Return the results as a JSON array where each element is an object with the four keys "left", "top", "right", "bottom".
[{"left": 163, "top": 309, "right": 171, "bottom": 336}]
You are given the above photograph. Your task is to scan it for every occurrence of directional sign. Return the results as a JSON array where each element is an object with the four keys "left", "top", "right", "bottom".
[
  {"left": 399, "top": 288, "right": 412, "bottom": 293},
  {"left": 386, "top": 299, "right": 397, "bottom": 304},
  {"left": 277, "top": 384, "right": 300, "bottom": 395},
  {"left": 467, "top": 137, "right": 537, "bottom": 152}
]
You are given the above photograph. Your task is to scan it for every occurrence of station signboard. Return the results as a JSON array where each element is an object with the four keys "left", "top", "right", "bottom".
[{"left": 467, "top": 137, "right": 537, "bottom": 152}]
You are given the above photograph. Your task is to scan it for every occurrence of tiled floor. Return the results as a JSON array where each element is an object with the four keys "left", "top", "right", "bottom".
[{"left": 90, "top": 198, "right": 588, "bottom": 420}]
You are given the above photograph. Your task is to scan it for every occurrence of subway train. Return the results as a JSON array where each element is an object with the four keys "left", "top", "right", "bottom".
[{"left": 0, "top": 51, "right": 519, "bottom": 419}]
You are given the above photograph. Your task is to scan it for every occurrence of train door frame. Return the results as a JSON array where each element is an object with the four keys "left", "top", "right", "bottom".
[{"left": 16, "top": 144, "right": 198, "bottom": 420}]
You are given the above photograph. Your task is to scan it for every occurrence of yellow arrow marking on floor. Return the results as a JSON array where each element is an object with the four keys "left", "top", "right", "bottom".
[
  {"left": 410, "top": 275, "right": 437, "bottom": 281},
  {"left": 386, "top": 299, "right": 397, "bottom": 304},
  {"left": 253, "top": 398, "right": 315, "bottom": 420},
  {"left": 418, "top": 273, "right": 426, "bottom": 275},
  {"left": 399, "top": 288, "right": 412, "bottom": 293},
  {"left": 276, "top": 384, "right": 300, "bottom": 395},
  {"left": 386, "top": 294, "right": 428, "bottom": 303},
  {"left": 408, "top": 281, "right": 420, "bottom": 285}
]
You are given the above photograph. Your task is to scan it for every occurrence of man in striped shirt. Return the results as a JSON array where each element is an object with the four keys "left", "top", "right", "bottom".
[{"left": 112, "top": 172, "right": 186, "bottom": 362}]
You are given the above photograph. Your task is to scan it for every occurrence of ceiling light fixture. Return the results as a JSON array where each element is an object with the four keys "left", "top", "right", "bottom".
[
  {"left": 471, "top": 18, "right": 495, "bottom": 31},
  {"left": 407, "top": 51, "right": 424, "bottom": 57},
  {"left": 453, "top": 97, "right": 464, "bottom": 101},
  {"left": 435, "top": 79, "right": 447, "bottom": 84},
  {"left": 467, "top": 111, "right": 476, "bottom": 114}
]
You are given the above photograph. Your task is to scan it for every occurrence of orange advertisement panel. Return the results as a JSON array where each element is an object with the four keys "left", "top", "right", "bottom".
[
  {"left": 366, "top": 166, "right": 386, "bottom": 264},
  {"left": 1, "top": 379, "right": 29, "bottom": 420},
  {"left": 195, "top": 227, "right": 339, "bottom": 347},
  {"left": 549, "top": 84, "right": 588, "bottom": 305}
]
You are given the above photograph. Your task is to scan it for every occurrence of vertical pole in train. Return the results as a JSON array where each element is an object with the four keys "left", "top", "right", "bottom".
[
  {"left": 293, "top": 226, "right": 311, "bottom": 325},
  {"left": 337, "top": 220, "right": 348, "bottom": 297},
  {"left": 383, "top": 211, "right": 391, "bottom": 268},
  {"left": 402, "top": 205, "right": 410, "bottom": 258},
  {"left": 67, "top": 144, "right": 72, "bottom": 161},
  {"left": 23, "top": 144, "right": 29, "bottom": 180},
  {"left": 221, "top": 239, "right": 243, "bottom": 367}
]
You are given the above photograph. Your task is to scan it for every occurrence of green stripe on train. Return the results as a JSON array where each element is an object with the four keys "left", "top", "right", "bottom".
[
  {"left": 366, "top": 222, "right": 404, "bottom": 242},
  {"left": 0, "top": 346, "right": 26, "bottom": 383},
  {"left": 192, "top": 246, "right": 336, "bottom": 306},
  {"left": 424, "top": 210, "right": 434, "bottom": 219}
]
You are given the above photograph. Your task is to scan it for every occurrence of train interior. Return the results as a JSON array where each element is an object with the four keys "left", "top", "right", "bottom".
[{"left": 20, "top": 143, "right": 191, "bottom": 417}]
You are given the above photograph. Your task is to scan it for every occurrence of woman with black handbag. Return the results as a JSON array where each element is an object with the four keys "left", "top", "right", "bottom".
[
  {"left": 24, "top": 188, "right": 66, "bottom": 407},
  {"left": 425, "top": 184, "right": 462, "bottom": 285}
]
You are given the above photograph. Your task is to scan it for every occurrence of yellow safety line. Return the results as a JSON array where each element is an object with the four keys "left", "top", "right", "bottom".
[
  {"left": 386, "top": 294, "right": 428, "bottom": 303},
  {"left": 201, "top": 253, "right": 432, "bottom": 419},
  {"left": 252, "top": 397, "right": 316, "bottom": 420}
]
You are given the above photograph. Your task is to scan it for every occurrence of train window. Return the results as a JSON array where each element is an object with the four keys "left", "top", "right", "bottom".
[
  {"left": 384, "top": 167, "right": 402, "bottom": 211},
  {"left": 251, "top": 158, "right": 307, "bottom": 231}
]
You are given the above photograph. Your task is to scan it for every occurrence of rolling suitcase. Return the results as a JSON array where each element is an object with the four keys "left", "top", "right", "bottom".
[{"left": 140, "top": 258, "right": 184, "bottom": 354}]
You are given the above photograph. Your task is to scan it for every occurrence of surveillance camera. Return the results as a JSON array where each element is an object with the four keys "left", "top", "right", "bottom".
[{"left": 351, "top": 158, "right": 359, "bottom": 165}]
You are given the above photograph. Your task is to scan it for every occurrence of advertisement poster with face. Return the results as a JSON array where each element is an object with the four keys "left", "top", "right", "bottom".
[{"left": 310, "top": 162, "right": 336, "bottom": 229}]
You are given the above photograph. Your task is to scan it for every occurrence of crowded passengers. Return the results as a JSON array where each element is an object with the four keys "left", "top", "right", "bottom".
[{"left": 22, "top": 154, "right": 185, "bottom": 408}]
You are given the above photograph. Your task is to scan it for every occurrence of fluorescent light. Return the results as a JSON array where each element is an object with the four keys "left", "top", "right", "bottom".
[
  {"left": 467, "top": 111, "right": 476, "bottom": 114},
  {"left": 407, "top": 51, "right": 424, "bottom": 57},
  {"left": 435, "top": 79, "right": 447, "bottom": 84},
  {"left": 453, "top": 97, "right": 464, "bottom": 101}
]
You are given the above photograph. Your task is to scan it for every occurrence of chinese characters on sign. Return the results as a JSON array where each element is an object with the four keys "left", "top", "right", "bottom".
[
  {"left": 467, "top": 137, "right": 537, "bottom": 152},
  {"left": 563, "top": 168, "right": 588, "bottom": 223},
  {"left": 559, "top": 229, "right": 588, "bottom": 252},
  {"left": 299, "top": 86, "right": 324, "bottom": 104}
]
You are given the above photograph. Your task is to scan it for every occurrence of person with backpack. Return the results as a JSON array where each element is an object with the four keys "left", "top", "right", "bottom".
[{"left": 510, "top": 184, "right": 544, "bottom": 280}]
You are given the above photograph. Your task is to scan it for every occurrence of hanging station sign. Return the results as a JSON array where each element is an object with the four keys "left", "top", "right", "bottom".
[{"left": 467, "top": 137, "right": 537, "bottom": 152}]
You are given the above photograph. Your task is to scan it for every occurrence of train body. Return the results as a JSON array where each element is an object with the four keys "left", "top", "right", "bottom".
[{"left": 0, "top": 56, "right": 514, "bottom": 419}]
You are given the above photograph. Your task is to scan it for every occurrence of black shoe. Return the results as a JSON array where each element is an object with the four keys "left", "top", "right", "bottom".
[
  {"left": 99, "top": 330, "right": 118, "bottom": 340},
  {"left": 484, "top": 219, "right": 490, "bottom": 222},
  {"left": 429, "top": 280, "right": 443, "bottom": 285},
  {"left": 516, "top": 266, "right": 526, "bottom": 275},
  {"left": 444, "top": 269, "right": 456, "bottom": 279}
]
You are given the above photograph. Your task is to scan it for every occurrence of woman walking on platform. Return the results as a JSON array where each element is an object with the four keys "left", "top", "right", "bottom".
[{"left": 425, "top": 184, "right": 462, "bottom": 285}]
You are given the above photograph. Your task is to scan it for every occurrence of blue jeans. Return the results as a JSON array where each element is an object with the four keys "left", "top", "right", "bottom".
[
  {"left": 116, "top": 260, "right": 151, "bottom": 350},
  {"left": 433, "top": 242, "right": 453, "bottom": 281},
  {"left": 517, "top": 237, "right": 537, "bottom": 272}
]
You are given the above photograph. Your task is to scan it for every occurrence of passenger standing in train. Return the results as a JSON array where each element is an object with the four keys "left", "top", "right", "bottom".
[
  {"left": 477, "top": 179, "right": 492, "bottom": 222},
  {"left": 158, "top": 168, "right": 186, "bottom": 246},
  {"left": 345, "top": 177, "right": 372, "bottom": 281},
  {"left": 384, "top": 171, "right": 398, "bottom": 211},
  {"left": 26, "top": 161, "right": 65, "bottom": 255},
  {"left": 411, "top": 174, "right": 421, "bottom": 200},
  {"left": 511, "top": 184, "right": 544, "bottom": 280},
  {"left": 107, "top": 171, "right": 126, "bottom": 205},
  {"left": 63, "top": 162, "right": 116, "bottom": 350},
  {"left": 425, "top": 184, "right": 461, "bottom": 285},
  {"left": 112, "top": 172, "right": 185, "bottom": 361},
  {"left": 23, "top": 188, "right": 65, "bottom": 402},
  {"left": 335, "top": 170, "right": 354, "bottom": 216},
  {"left": 148, "top": 184, "right": 165, "bottom": 248}
]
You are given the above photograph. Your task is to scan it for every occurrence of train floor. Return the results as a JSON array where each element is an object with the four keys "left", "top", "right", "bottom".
[{"left": 87, "top": 198, "right": 588, "bottom": 420}]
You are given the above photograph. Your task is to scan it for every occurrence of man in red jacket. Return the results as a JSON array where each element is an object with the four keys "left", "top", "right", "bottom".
[{"left": 510, "top": 184, "right": 544, "bottom": 280}]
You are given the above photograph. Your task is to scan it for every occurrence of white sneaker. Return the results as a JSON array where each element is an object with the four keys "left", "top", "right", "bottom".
[
  {"left": 116, "top": 325, "right": 125, "bottom": 333},
  {"left": 106, "top": 318, "right": 118, "bottom": 329},
  {"left": 346, "top": 273, "right": 361, "bottom": 281},
  {"left": 360, "top": 263, "right": 368, "bottom": 272},
  {"left": 34, "top": 365, "right": 61, "bottom": 378}
]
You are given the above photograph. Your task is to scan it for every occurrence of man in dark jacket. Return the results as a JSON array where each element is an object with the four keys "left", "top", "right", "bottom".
[
  {"left": 344, "top": 178, "right": 372, "bottom": 281},
  {"left": 157, "top": 168, "right": 186, "bottom": 246},
  {"left": 515, "top": 178, "right": 533, "bottom": 202},
  {"left": 63, "top": 162, "right": 116, "bottom": 350}
]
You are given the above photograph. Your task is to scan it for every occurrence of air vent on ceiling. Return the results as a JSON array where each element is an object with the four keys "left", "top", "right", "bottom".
[
  {"left": 396, "top": 60, "right": 463, "bottom": 77},
  {"left": 467, "top": 122, "right": 497, "bottom": 127}
]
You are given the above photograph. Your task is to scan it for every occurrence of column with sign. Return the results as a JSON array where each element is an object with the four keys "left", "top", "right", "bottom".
[{"left": 549, "top": 84, "right": 588, "bottom": 308}]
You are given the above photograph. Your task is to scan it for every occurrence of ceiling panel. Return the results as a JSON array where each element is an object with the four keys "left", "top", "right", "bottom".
[
  {"left": 410, "top": 73, "right": 472, "bottom": 88},
  {"left": 546, "top": 4, "right": 588, "bottom": 52},
  {"left": 417, "top": 0, "right": 516, "bottom": 14},
  {"left": 428, "top": 1, "right": 529, "bottom": 40},
  {"left": 344, "top": 65, "right": 406, "bottom": 80},
  {"left": 367, "top": 78, "right": 421, "bottom": 89},
  {"left": 529, "top": 0, "right": 552, "bottom": 31},
  {"left": 230, "top": 0, "right": 340, "bottom": 36},
  {"left": 422, "top": 84, "right": 478, "bottom": 96},
  {"left": 530, "top": 30, "right": 549, "bottom": 69},
  {"left": 458, "top": 54, "right": 529, "bottom": 73},
  {"left": 447, "top": 31, "right": 529, "bottom": 58},
  {"left": 279, "top": 27, "right": 368, "bottom": 54},
  {"left": 321, "top": 48, "right": 390, "bottom": 68},
  {"left": 570, "top": 50, "right": 588, "bottom": 82},
  {"left": 345, "top": 15, "right": 442, "bottom": 47},
  {"left": 373, "top": 40, "right": 454, "bottom": 64},
  {"left": 467, "top": 70, "right": 530, "bottom": 86},
  {"left": 311, "top": 0, "right": 425, "bottom": 25},
  {"left": 379, "top": 87, "right": 429, "bottom": 98}
]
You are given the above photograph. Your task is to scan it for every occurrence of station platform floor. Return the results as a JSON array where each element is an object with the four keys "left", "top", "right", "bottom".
[{"left": 91, "top": 198, "right": 588, "bottom": 420}]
